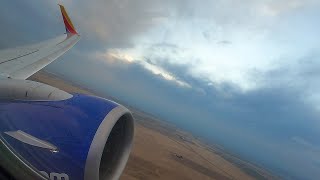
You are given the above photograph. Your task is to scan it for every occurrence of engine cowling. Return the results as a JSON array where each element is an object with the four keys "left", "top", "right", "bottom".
[{"left": 0, "top": 80, "right": 134, "bottom": 180}]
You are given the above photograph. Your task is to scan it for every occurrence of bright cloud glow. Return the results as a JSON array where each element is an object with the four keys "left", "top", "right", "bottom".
[{"left": 96, "top": 49, "right": 191, "bottom": 88}]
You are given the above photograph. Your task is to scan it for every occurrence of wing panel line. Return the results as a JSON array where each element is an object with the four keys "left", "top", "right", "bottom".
[{"left": 0, "top": 50, "right": 39, "bottom": 65}]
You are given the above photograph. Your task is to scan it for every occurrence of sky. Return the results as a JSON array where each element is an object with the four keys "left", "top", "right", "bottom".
[{"left": 1, "top": 0, "right": 320, "bottom": 179}]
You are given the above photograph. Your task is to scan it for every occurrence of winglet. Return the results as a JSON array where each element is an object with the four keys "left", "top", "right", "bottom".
[{"left": 59, "top": 4, "right": 78, "bottom": 35}]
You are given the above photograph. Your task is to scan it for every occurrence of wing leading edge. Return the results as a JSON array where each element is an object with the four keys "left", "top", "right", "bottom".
[{"left": 0, "top": 4, "right": 80, "bottom": 80}]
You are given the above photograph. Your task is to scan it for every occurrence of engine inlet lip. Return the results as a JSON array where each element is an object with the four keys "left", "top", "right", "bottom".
[{"left": 84, "top": 105, "right": 134, "bottom": 180}]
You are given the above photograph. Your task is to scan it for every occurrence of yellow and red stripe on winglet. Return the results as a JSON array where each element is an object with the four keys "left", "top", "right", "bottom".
[{"left": 59, "top": 4, "right": 78, "bottom": 34}]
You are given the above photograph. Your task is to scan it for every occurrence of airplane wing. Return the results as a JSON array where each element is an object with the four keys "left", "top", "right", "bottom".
[{"left": 0, "top": 4, "right": 80, "bottom": 80}]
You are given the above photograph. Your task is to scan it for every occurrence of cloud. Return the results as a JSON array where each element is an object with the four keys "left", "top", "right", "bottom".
[
  {"left": 258, "top": 0, "right": 316, "bottom": 17},
  {"left": 96, "top": 48, "right": 192, "bottom": 88},
  {"left": 0, "top": 0, "right": 62, "bottom": 48},
  {"left": 64, "top": 0, "right": 175, "bottom": 50},
  {"left": 217, "top": 40, "right": 232, "bottom": 45}
]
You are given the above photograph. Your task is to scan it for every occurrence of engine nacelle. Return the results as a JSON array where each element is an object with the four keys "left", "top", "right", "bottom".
[{"left": 0, "top": 80, "right": 134, "bottom": 180}]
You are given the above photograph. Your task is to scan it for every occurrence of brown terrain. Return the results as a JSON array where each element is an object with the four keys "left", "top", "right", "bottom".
[{"left": 29, "top": 71, "right": 277, "bottom": 180}]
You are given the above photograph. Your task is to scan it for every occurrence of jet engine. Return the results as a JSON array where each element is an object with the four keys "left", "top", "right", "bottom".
[{"left": 0, "top": 79, "right": 134, "bottom": 180}]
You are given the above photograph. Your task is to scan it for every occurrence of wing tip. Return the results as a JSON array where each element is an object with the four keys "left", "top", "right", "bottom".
[{"left": 58, "top": 4, "right": 78, "bottom": 35}]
